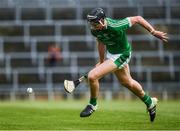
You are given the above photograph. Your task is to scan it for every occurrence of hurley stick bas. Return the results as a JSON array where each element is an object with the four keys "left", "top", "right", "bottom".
[{"left": 64, "top": 73, "right": 88, "bottom": 93}]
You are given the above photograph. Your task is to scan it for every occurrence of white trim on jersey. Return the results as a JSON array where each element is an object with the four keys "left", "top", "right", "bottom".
[{"left": 127, "top": 17, "right": 132, "bottom": 27}]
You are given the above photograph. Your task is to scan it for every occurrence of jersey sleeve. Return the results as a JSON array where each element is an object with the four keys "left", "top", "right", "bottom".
[
  {"left": 90, "top": 30, "right": 96, "bottom": 37},
  {"left": 108, "top": 17, "right": 132, "bottom": 31}
]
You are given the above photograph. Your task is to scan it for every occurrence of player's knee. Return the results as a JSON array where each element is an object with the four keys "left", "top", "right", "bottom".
[{"left": 88, "top": 72, "right": 98, "bottom": 82}]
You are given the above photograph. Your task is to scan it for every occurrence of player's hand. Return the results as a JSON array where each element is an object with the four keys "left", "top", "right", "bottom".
[
  {"left": 152, "top": 30, "right": 169, "bottom": 43},
  {"left": 95, "top": 62, "right": 103, "bottom": 67}
]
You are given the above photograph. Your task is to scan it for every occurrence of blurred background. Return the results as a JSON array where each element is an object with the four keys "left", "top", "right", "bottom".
[{"left": 0, "top": 0, "right": 179, "bottom": 101}]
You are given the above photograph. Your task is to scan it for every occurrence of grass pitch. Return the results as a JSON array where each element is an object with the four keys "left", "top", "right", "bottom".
[{"left": 0, "top": 99, "right": 179, "bottom": 130}]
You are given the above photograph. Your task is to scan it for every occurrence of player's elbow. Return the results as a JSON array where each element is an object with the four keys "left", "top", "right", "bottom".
[
  {"left": 136, "top": 15, "right": 144, "bottom": 22},
  {"left": 130, "top": 16, "right": 144, "bottom": 25}
]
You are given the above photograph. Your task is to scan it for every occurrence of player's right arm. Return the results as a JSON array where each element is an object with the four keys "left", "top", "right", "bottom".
[
  {"left": 129, "top": 16, "right": 168, "bottom": 43},
  {"left": 96, "top": 39, "right": 105, "bottom": 66}
]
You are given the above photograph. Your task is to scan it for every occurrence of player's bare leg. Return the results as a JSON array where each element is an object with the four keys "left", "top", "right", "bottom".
[
  {"left": 80, "top": 59, "right": 117, "bottom": 117},
  {"left": 88, "top": 60, "right": 117, "bottom": 98},
  {"left": 114, "top": 64, "right": 145, "bottom": 97},
  {"left": 114, "top": 64, "right": 158, "bottom": 122}
]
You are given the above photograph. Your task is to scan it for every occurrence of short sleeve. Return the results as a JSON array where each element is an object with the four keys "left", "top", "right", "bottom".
[{"left": 91, "top": 30, "right": 96, "bottom": 37}]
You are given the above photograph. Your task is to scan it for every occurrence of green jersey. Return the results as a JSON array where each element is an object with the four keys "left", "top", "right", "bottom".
[{"left": 91, "top": 17, "right": 132, "bottom": 54}]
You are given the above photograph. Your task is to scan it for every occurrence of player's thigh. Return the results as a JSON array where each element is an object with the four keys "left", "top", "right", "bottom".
[
  {"left": 88, "top": 59, "right": 117, "bottom": 80},
  {"left": 114, "top": 64, "right": 132, "bottom": 84}
]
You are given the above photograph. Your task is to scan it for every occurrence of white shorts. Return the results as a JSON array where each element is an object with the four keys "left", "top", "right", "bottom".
[{"left": 106, "top": 51, "right": 131, "bottom": 69}]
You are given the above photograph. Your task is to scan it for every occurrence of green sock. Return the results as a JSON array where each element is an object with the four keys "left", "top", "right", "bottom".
[
  {"left": 89, "top": 98, "right": 97, "bottom": 106},
  {"left": 141, "top": 93, "right": 152, "bottom": 108}
]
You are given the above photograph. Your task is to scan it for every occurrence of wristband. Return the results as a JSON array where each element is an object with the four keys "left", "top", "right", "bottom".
[{"left": 150, "top": 30, "right": 155, "bottom": 35}]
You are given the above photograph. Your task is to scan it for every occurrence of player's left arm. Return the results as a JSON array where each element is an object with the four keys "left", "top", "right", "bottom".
[{"left": 129, "top": 16, "right": 169, "bottom": 43}]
